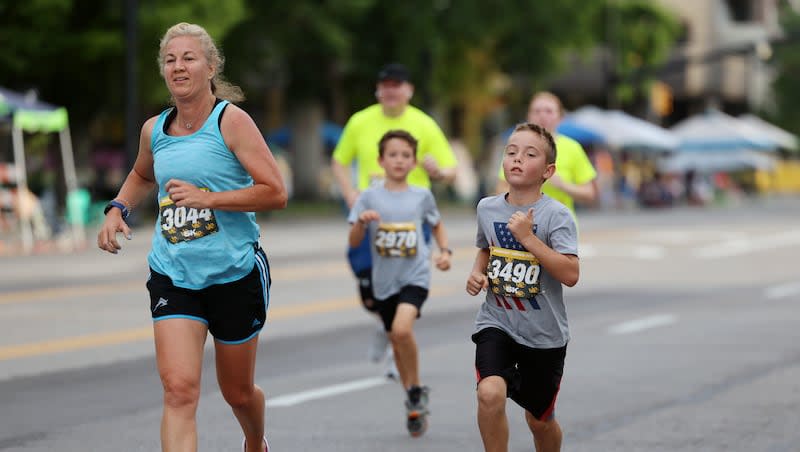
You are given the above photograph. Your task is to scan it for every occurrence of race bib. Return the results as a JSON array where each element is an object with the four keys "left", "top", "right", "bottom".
[
  {"left": 375, "top": 222, "right": 418, "bottom": 257},
  {"left": 487, "top": 246, "right": 541, "bottom": 298},
  {"left": 159, "top": 190, "right": 218, "bottom": 244}
]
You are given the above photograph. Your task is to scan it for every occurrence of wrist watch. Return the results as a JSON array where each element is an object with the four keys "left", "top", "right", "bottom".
[{"left": 103, "top": 200, "right": 130, "bottom": 219}]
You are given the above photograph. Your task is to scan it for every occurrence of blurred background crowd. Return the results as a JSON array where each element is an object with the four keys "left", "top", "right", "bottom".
[{"left": 2, "top": 0, "right": 800, "bottom": 254}]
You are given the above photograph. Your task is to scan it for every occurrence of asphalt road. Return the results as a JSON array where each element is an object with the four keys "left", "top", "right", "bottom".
[{"left": 1, "top": 197, "right": 799, "bottom": 451}]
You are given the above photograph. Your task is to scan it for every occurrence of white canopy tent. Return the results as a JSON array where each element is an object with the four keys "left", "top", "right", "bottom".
[
  {"left": 566, "top": 106, "right": 680, "bottom": 151},
  {"left": 656, "top": 149, "right": 777, "bottom": 173},
  {"left": 671, "top": 109, "right": 779, "bottom": 152},
  {"left": 737, "top": 114, "right": 798, "bottom": 152},
  {"left": 0, "top": 87, "right": 82, "bottom": 253}
]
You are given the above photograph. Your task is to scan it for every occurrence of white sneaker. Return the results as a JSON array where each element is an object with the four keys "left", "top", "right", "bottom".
[
  {"left": 385, "top": 349, "right": 399, "bottom": 380},
  {"left": 242, "top": 435, "right": 269, "bottom": 452},
  {"left": 367, "top": 325, "right": 390, "bottom": 363}
]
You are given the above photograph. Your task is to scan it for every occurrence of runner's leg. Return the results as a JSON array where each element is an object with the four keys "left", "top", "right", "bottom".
[
  {"left": 154, "top": 318, "right": 208, "bottom": 452},
  {"left": 525, "top": 411, "right": 562, "bottom": 452},
  {"left": 477, "top": 376, "right": 510, "bottom": 452},
  {"left": 389, "top": 303, "right": 420, "bottom": 389},
  {"left": 216, "top": 336, "right": 265, "bottom": 452}
]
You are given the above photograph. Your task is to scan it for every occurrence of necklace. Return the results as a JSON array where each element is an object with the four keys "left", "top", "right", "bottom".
[{"left": 178, "top": 99, "right": 212, "bottom": 130}]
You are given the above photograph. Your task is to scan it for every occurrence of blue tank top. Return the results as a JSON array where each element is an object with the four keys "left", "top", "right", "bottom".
[{"left": 147, "top": 100, "right": 259, "bottom": 289}]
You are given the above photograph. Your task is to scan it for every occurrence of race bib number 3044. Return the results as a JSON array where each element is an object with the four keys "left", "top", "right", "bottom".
[
  {"left": 375, "top": 222, "right": 418, "bottom": 257},
  {"left": 159, "top": 191, "right": 218, "bottom": 244},
  {"left": 487, "top": 246, "right": 541, "bottom": 298}
]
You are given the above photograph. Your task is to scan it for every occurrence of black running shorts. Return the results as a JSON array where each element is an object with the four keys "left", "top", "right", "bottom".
[
  {"left": 472, "top": 327, "right": 566, "bottom": 420},
  {"left": 375, "top": 285, "right": 428, "bottom": 332},
  {"left": 146, "top": 247, "right": 271, "bottom": 344}
]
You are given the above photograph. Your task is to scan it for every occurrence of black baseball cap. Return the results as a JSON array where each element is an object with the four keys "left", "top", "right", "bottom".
[{"left": 377, "top": 63, "right": 410, "bottom": 83}]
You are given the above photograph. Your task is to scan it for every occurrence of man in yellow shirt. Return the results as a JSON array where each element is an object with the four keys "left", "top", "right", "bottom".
[
  {"left": 331, "top": 63, "right": 458, "bottom": 374},
  {"left": 496, "top": 91, "right": 597, "bottom": 215}
]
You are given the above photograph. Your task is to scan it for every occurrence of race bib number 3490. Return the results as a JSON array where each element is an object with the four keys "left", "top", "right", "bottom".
[
  {"left": 159, "top": 191, "right": 218, "bottom": 244},
  {"left": 487, "top": 246, "right": 541, "bottom": 298}
]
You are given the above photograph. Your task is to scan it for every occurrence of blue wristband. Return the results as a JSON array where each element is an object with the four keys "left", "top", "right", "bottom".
[{"left": 104, "top": 200, "right": 130, "bottom": 219}]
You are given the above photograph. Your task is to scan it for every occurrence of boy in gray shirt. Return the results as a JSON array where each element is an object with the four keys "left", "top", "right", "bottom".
[
  {"left": 348, "top": 130, "right": 452, "bottom": 437},
  {"left": 466, "top": 123, "right": 580, "bottom": 452}
]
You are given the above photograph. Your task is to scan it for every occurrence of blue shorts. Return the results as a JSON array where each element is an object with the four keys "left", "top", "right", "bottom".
[{"left": 146, "top": 246, "right": 271, "bottom": 344}]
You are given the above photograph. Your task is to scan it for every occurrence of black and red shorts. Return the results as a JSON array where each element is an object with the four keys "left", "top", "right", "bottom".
[{"left": 473, "top": 327, "right": 566, "bottom": 420}]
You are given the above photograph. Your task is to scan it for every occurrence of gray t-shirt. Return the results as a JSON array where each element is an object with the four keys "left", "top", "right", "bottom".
[
  {"left": 474, "top": 194, "right": 578, "bottom": 348},
  {"left": 348, "top": 185, "right": 441, "bottom": 300}
]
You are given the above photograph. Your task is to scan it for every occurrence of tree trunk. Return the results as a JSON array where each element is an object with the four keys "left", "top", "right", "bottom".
[{"left": 289, "top": 102, "right": 324, "bottom": 201}]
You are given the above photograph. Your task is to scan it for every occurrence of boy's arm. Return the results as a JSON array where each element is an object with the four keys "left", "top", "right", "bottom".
[
  {"left": 348, "top": 219, "right": 368, "bottom": 248},
  {"left": 348, "top": 209, "right": 381, "bottom": 248},
  {"left": 466, "top": 248, "right": 490, "bottom": 295},
  {"left": 431, "top": 221, "right": 450, "bottom": 254},
  {"left": 510, "top": 209, "right": 580, "bottom": 287},
  {"left": 431, "top": 221, "right": 451, "bottom": 271}
]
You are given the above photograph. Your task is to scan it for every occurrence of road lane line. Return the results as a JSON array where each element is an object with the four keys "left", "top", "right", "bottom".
[
  {"left": 608, "top": 314, "right": 677, "bottom": 335},
  {"left": 0, "top": 282, "right": 142, "bottom": 305},
  {"left": 0, "top": 247, "right": 474, "bottom": 306},
  {"left": 0, "top": 327, "right": 153, "bottom": 361},
  {"left": 0, "top": 262, "right": 349, "bottom": 305},
  {"left": 765, "top": 282, "right": 800, "bottom": 300},
  {"left": 692, "top": 231, "right": 800, "bottom": 259},
  {"left": 0, "top": 286, "right": 461, "bottom": 361},
  {"left": 575, "top": 244, "right": 665, "bottom": 260},
  {"left": 0, "top": 296, "right": 358, "bottom": 361},
  {"left": 267, "top": 376, "right": 388, "bottom": 407}
]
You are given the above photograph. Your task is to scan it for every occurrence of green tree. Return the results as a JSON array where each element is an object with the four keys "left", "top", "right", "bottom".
[
  {"left": 594, "top": 0, "right": 681, "bottom": 108},
  {"left": 769, "top": 5, "right": 800, "bottom": 138},
  {"left": 223, "top": 0, "right": 614, "bottom": 199},
  {"left": 223, "top": 0, "right": 376, "bottom": 200},
  {"left": 0, "top": 1, "right": 245, "bottom": 150}
]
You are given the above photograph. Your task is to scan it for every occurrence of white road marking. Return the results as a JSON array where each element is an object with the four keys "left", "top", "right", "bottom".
[
  {"left": 632, "top": 245, "right": 666, "bottom": 260},
  {"left": 765, "top": 282, "right": 800, "bottom": 300},
  {"left": 608, "top": 314, "right": 677, "bottom": 335},
  {"left": 267, "top": 376, "right": 389, "bottom": 408},
  {"left": 693, "top": 231, "right": 800, "bottom": 259},
  {"left": 636, "top": 230, "right": 743, "bottom": 245},
  {"left": 579, "top": 244, "right": 665, "bottom": 260},
  {"left": 580, "top": 244, "right": 597, "bottom": 258}
]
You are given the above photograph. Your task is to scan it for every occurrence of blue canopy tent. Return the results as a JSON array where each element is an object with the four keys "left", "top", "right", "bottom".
[
  {"left": 554, "top": 119, "right": 605, "bottom": 146},
  {"left": 266, "top": 121, "right": 344, "bottom": 152},
  {"left": 0, "top": 87, "right": 81, "bottom": 252},
  {"left": 500, "top": 120, "right": 605, "bottom": 147}
]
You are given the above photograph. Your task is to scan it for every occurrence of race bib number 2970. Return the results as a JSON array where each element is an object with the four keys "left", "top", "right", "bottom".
[
  {"left": 159, "top": 191, "right": 218, "bottom": 244},
  {"left": 375, "top": 222, "right": 418, "bottom": 257}
]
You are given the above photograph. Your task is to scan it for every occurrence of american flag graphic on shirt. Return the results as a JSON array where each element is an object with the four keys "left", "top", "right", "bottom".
[
  {"left": 493, "top": 222, "right": 537, "bottom": 251},
  {"left": 491, "top": 221, "right": 541, "bottom": 310}
]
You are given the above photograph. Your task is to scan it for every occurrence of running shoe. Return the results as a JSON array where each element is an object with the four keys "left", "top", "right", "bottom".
[
  {"left": 241, "top": 435, "right": 269, "bottom": 452},
  {"left": 405, "top": 385, "right": 430, "bottom": 437},
  {"left": 367, "top": 324, "right": 390, "bottom": 363},
  {"left": 385, "top": 349, "right": 399, "bottom": 380}
]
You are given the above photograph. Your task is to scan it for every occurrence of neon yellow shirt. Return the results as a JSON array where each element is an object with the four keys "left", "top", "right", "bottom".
[
  {"left": 499, "top": 134, "right": 597, "bottom": 214},
  {"left": 332, "top": 104, "right": 456, "bottom": 190}
]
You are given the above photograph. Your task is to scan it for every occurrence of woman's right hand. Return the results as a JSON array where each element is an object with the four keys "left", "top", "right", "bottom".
[{"left": 97, "top": 211, "right": 132, "bottom": 254}]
